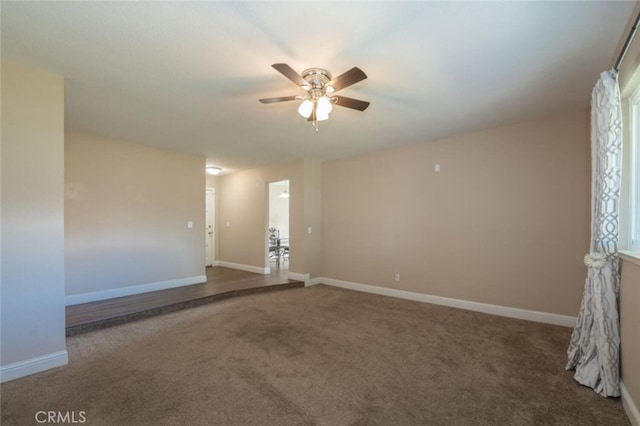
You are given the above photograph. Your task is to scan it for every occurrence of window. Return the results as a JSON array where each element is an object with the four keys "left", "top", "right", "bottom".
[{"left": 624, "top": 88, "right": 640, "bottom": 251}]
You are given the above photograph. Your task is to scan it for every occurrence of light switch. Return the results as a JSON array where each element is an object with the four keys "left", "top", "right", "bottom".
[
  {"left": 187, "top": 221, "right": 193, "bottom": 229},
  {"left": 434, "top": 163, "right": 441, "bottom": 172},
  {"left": 307, "top": 226, "right": 312, "bottom": 234},
  {"left": 226, "top": 221, "right": 231, "bottom": 228}
]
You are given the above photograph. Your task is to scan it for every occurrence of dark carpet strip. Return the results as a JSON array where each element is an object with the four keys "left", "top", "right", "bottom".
[{"left": 66, "top": 282, "right": 304, "bottom": 336}]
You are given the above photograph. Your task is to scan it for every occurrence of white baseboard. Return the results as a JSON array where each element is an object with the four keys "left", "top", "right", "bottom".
[
  {"left": 623, "top": 382, "right": 640, "bottom": 426},
  {"left": 306, "top": 277, "right": 324, "bottom": 287},
  {"left": 315, "top": 278, "right": 576, "bottom": 328},
  {"left": 287, "top": 272, "right": 309, "bottom": 282},
  {"left": 217, "top": 261, "right": 269, "bottom": 275},
  {"left": 1, "top": 350, "right": 68, "bottom": 383},
  {"left": 65, "top": 275, "right": 207, "bottom": 306}
]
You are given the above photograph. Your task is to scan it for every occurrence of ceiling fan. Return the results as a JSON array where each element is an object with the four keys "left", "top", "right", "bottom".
[{"left": 259, "top": 63, "right": 370, "bottom": 130}]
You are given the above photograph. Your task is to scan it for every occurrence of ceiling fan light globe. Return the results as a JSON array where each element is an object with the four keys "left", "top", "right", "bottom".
[
  {"left": 298, "top": 99, "right": 313, "bottom": 118},
  {"left": 316, "top": 96, "right": 333, "bottom": 115},
  {"left": 316, "top": 110, "right": 330, "bottom": 121},
  {"left": 325, "top": 85, "right": 335, "bottom": 93}
]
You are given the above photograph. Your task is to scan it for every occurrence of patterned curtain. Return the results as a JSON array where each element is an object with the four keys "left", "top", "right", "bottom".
[{"left": 566, "top": 70, "right": 623, "bottom": 397}]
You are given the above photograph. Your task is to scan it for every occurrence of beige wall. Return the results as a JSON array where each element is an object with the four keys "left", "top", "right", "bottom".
[
  {"left": 218, "top": 160, "right": 303, "bottom": 272},
  {"left": 1, "top": 60, "right": 67, "bottom": 376},
  {"left": 621, "top": 258, "right": 640, "bottom": 418},
  {"left": 65, "top": 132, "right": 205, "bottom": 299},
  {"left": 206, "top": 175, "right": 220, "bottom": 190},
  {"left": 303, "top": 160, "right": 322, "bottom": 278},
  {"left": 322, "top": 110, "right": 590, "bottom": 316},
  {"left": 217, "top": 160, "right": 321, "bottom": 277}
]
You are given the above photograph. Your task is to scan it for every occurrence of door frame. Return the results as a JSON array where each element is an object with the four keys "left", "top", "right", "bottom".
[
  {"left": 205, "top": 187, "right": 215, "bottom": 267},
  {"left": 266, "top": 180, "right": 290, "bottom": 272}
]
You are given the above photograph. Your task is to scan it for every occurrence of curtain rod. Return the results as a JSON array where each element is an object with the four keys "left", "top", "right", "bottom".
[{"left": 614, "top": 10, "right": 640, "bottom": 72}]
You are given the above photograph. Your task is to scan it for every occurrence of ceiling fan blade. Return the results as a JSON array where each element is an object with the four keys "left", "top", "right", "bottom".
[
  {"left": 332, "top": 95, "right": 370, "bottom": 111},
  {"left": 327, "top": 67, "right": 367, "bottom": 92},
  {"left": 259, "top": 95, "right": 302, "bottom": 104},
  {"left": 272, "top": 63, "right": 307, "bottom": 87}
]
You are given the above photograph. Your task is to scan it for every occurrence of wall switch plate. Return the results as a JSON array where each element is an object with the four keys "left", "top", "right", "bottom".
[
  {"left": 187, "top": 221, "right": 193, "bottom": 229},
  {"left": 308, "top": 226, "right": 312, "bottom": 234},
  {"left": 434, "top": 163, "right": 441, "bottom": 172},
  {"left": 394, "top": 273, "right": 400, "bottom": 282}
]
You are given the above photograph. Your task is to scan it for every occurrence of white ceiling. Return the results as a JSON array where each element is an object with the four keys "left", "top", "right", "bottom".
[{"left": 1, "top": 1, "right": 635, "bottom": 173}]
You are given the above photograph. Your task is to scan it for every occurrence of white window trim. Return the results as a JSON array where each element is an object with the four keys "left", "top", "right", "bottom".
[
  {"left": 620, "top": 250, "right": 640, "bottom": 265},
  {"left": 625, "top": 87, "right": 640, "bottom": 251}
]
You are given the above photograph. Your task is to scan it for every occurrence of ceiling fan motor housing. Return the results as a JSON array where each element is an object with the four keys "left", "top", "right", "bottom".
[{"left": 302, "top": 68, "right": 332, "bottom": 93}]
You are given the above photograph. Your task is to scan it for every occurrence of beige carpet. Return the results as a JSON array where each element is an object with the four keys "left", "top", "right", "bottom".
[{"left": 1, "top": 285, "right": 630, "bottom": 425}]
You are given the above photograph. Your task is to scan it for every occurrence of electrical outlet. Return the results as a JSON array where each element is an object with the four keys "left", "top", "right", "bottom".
[{"left": 394, "top": 273, "right": 400, "bottom": 282}]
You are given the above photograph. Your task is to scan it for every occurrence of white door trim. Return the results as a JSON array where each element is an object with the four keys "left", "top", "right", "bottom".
[{"left": 205, "top": 188, "right": 215, "bottom": 267}]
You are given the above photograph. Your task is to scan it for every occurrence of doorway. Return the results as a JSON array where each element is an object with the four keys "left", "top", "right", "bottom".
[
  {"left": 267, "top": 180, "right": 290, "bottom": 270},
  {"left": 205, "top": 188, "right": 215, "bottom": 267}
]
